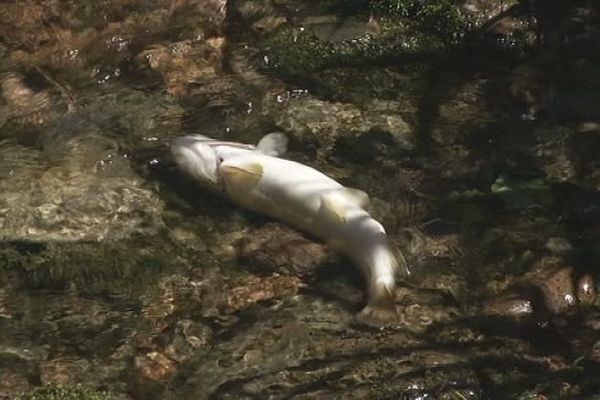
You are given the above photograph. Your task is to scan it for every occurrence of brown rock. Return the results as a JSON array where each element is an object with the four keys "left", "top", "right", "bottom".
[
  {"left": 577, "top": 274, "right": 596, "bottom": 305},
  {"left": 483, "top": 295, "right": 534, "bottom": 318},
  {"left": 135, "top": 351, "right": 176, "bottom": 382},
  {"left": 537, "top": 266, "right": 576, "bottom": 313},
  {"left": 226, "top": 273, "right": 306, "bottom": 312},
  {"left": 138, "top": 37, "right": 226, "bottom": 97},
  {"left": 1, "top": 73, "right": 52, "bottom": 126},
  {"left": 39, "top": 358, "right": 90, "bottom": 385},
  {"left": 524, "top": 257, "right": 582, "bottom": 313},
  {"left": 0, "top": 369, "right": 31, "bottom": 395},
  {"left": 239, "top": 223, "right": 331, "bottom": 276}
]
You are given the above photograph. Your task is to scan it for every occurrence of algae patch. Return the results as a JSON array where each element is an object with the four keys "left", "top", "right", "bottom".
[{"left": 17, "top": 384, "right": 113, "bottom": 400}]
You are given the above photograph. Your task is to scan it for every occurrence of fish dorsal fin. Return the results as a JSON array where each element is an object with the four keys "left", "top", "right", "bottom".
[
  {"left": 256, "top": 132, "right": 288, "bottom": 156},
  {"left": 340, "top": 187, "right": 370, "bottom": 208},
  {"left": 319, "top": 192, "right": 348, "bottom": 225}
]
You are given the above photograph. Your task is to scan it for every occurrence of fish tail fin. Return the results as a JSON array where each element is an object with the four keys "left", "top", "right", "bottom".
[
  {"left": 356, "top": 237, "right": 407, "bottom": 327},
  {"left": 356, "top": 281, "right": 400, "bottom": 327}
]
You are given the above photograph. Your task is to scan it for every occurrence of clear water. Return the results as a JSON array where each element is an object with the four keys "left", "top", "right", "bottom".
[{"left": 0, "top": 1, "right": 599, "bottom": 399}]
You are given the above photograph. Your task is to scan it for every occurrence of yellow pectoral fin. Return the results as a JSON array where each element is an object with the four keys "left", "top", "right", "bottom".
[
  {"left": 319, "top": 193, "right": 348, "bottom": 225},
  {"left": 220, "top": 162, "right": 263, "bottom": 189}
]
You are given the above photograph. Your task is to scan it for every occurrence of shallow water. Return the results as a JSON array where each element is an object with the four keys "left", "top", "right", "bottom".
[{"left": 1, "top": 1, "right": 599, "bottom": 399}]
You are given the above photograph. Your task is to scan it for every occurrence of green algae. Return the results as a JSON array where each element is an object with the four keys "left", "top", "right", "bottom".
[
  {"left": 18, "top": 384, "right": 113, "bottom": 400},
  {"left": 261, "top": 20, "right": 446, "bottom": 79},
  {"left": 1, "top": 241, "right": 169, "bottom": 289},
  {"left": 371, "top": 0, "right": 476, "bottom": 41}
]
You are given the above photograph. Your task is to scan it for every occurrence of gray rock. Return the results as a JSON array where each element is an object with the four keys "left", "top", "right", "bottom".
[
  {"left": 265, "top": 93, "right": 415, "bottom": 157},
  {"left": 545, "top": 237, "right": 574, "bottom": 253}
]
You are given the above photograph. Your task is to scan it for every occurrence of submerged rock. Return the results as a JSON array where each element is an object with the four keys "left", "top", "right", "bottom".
[
  {"left": 523, "top": 257, "right": 597, "bottom": 313},
  {"left": 39, "top": 359, "right": 93, "bottom": 386},
  {"left": 265, "top": 93, "right": 415, "bottom": 158},
  {"left": 135, "top": 351, "right": 177, "bottom": 382},
  {"left": 484, "top": 257, "right": 597, "bottom": 317},
  {"left": 1, "top": 0, "right": 228, "bottom": 91},
  {"left": 0, "top": 73, "right": 54, "bottom": 126},
  {"left": 0, "top": 140, "right": 164, "bottom": 243},
  {"left": 483, "top": 294, "right": 534, "bottom": 317},
  {"left": 226, "top": 273, "right": 306, "bottom": 312},
  {"left": 136, "top": 37, "right": 226, "bottom": 97},
  {"left": 239, "top": 222, "right": 331, "bottom": 276}
]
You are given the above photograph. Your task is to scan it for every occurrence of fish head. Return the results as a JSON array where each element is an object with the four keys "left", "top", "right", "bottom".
[{"left": 171, "top": 135, "right": 254, "bottom": 189}]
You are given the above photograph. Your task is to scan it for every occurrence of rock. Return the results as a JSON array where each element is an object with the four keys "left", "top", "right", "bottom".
[
  {"left": 40, "top": 359, "right": 92, "bottom": 385},
  {"left": 265, "top": 93, "right": 415, "bottom": 158},
  {"left": 533, "top": 265, "right": 577, "bottom": 314},
  {"left": 136, "top": 37, "right": 226, "bottom": 97},
  {"left": 483, "top": 294, "right": 534, "bottom": 318},
  {"left": 525, "top": 258, "right": 595, "bottom": 313},
  {"left": 0, "top": 73, "right": 56, "bottom": 130},
  {"left": 0, "top": 370, "right": 31, "bottom": 396},
  {"left": 0, "top": 140, "right": 164, "bottom": 243},
  {"left": 144, "top": 273, "right": 227, "bottom": 320},
  {"left": 135, "top": 351, "right": 176, "bottom": 382},
  {"left": 545, "top": 237, "right": 574, "bottom": 253},
  {"left": 301, "top": 15, "right": 380, "bottom": 43},
  {"left": 161, "top": 291, "right": 478, "bottom": 399},
  {"left": 491, "top": 175, "right": 553, "bottom": 210},
  {"left": 577, "top": 275, "right": 596, "bottom": 305},
  {"left": 253, "top": 16, "right": 288, "bottom": 33},
  {"left": 226, "top": 273, "right": 306, "bottom": 312},
  {"left": 483, "top": 256, "right": 597, "bottom": 317},
  {"left": 236, "top": 0, "right": 276, "bottom": 21},
  {"left": 1, "top": 0, "right": 228, "bottom": 94},
  {"left": 239, "top": 222, "right": 331, "bottom": 276},
  {"left": 166, "top": 320, "right": 213, "bottom": 361},
  {"left": 577, "top": 122, "right": 600, "bottom": 133}
]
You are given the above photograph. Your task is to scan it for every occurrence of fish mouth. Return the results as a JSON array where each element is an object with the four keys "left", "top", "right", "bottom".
[
  {"left": 171, "top": 134, "right": 258, "bottom": 189},
  {"left": 171, "top": 136, "right": 221, "bottom": 186}
]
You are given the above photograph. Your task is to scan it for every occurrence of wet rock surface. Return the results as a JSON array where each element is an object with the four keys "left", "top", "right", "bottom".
[
  {"left": 0, "top": 0, "right": 599, "bottom": 399},
  {"left": 483, "top": 256, "right": 598, "bottom": 317},
  {"left": 239, "top": 222, "right": 331, "bottom": 276},
  {"left": 265, "top": 94, "right": 415, "bottom": 158}
]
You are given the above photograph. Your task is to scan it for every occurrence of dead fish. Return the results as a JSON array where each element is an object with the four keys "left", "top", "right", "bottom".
[{"left": 171, "top": 133, "right": 408, "bottom": 326}]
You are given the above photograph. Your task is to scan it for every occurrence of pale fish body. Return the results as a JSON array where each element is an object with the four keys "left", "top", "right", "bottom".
[{"left": 171, "top": 133, "right": 408, "bottom": 325}]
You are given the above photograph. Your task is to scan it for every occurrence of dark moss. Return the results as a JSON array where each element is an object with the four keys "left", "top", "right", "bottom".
[
  {"left": 261, "top": 22, "right": 445, "bottom": 79},
  {"left": 0, "top": 238, "right": 175, "bottom": 290},
  {"left": 371, "top": 0, "right": 476, "bottom": 42}
]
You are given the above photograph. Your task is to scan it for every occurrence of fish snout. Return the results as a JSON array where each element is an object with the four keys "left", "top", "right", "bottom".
[{"left": 171, "top": 135, "right": 221, "bottom": 186}]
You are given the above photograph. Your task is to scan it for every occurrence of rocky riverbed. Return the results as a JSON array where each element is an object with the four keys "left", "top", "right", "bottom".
[{"left": 0, "top": 0, "right": 599, "bottom": 399}]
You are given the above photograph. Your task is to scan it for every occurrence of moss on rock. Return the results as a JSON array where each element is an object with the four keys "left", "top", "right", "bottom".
[
  {"left": 18, "top": 384, "right": 113, "bottom": 400},
  {"left": 261, "top": 20, "right": 445, "bottom": 79}
]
